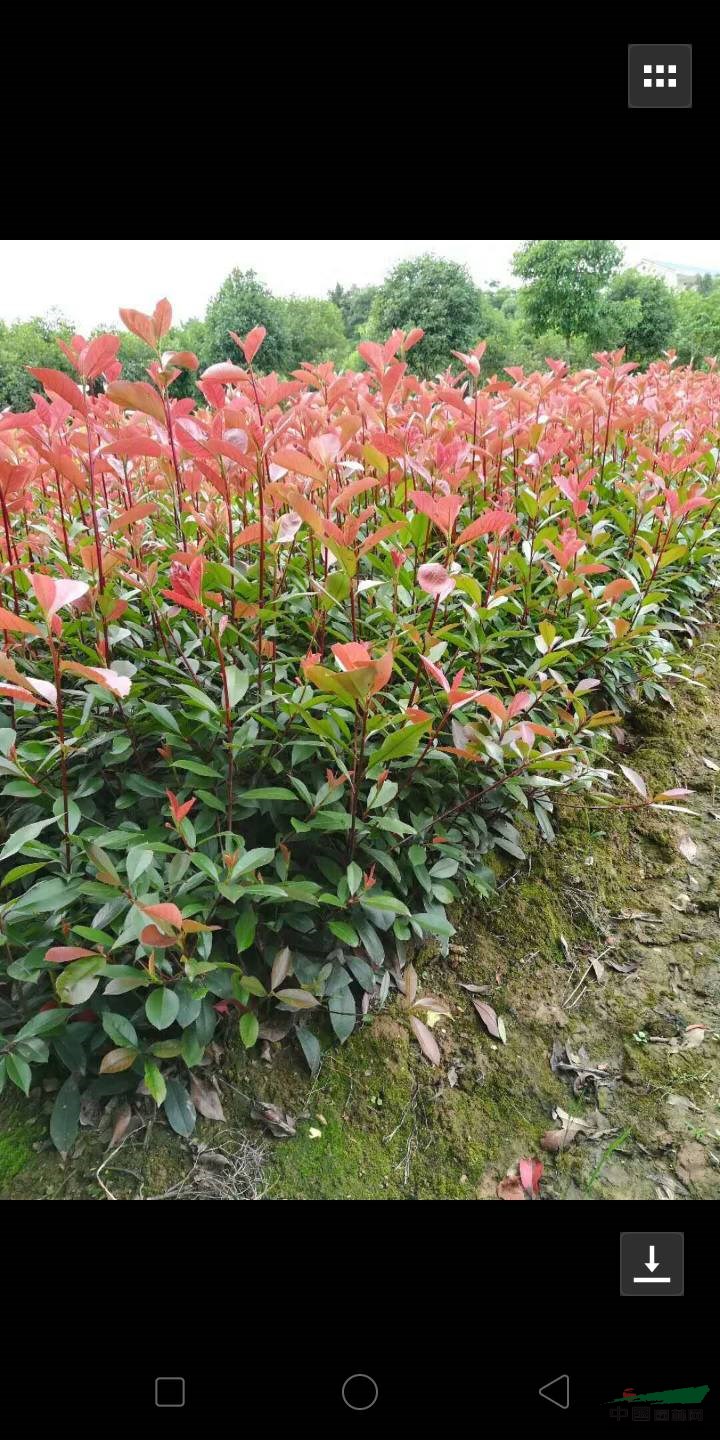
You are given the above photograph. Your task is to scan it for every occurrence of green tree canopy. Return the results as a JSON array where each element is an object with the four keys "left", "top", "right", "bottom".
[
  {"left": 598, "top": 270, "right": 676, "bottom": 365},
  {"left": 202, "top": 269, "right": 288, "bottom": 373},
  {"left": 0, "top": 312, "right": 75, "bottom": 411},
  {"left": 278, "top": 297, "right": 347, "bottom": 371},
  {"left": 512, "top": 240, "right": 622, "bottom": 344},
  {"left": 673, "top": 282, "right": 720, "bottom": 365},
  {"left": 368, "top": 255, "right": 482, "bottom": 376},
  {"left": 329, "top": 284, "right": 378, "bottom": 343}
]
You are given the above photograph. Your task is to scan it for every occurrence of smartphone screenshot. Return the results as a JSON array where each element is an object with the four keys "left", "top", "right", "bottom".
[{"left": 0, "top": 232, "right": 717, "bottom": 1430}]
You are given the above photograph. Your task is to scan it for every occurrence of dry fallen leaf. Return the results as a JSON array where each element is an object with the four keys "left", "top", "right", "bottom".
[
  {"left": 410, "top": 1014, "right": 441, "bottom": 1066},
  {"left": 308, "top": 1128, "right": 322, "bottom": 1139},
  {"left": 677, "top": 833, "right": 699, "bottom": 863},
  {"left": 190, "top": 1075, "right": 225, "bottom": 1121},
  {"left": 497, "top": 1174, "right": 527, "bottom": 1200},
  {"left": 472, "top": 999, "right": 503, "bottom": 1040},
  {"left": 702, "top": 756, "right": 720, "bottom": 772},
  {"left": 540, "top": 1108, "right": 591, "bottom": 1152},
  {"left": 108, "top": 1102, "right": 132, "bottom": 1149},
  {"left": 250, "top": 1102, "right": 297, "bottom": 1138}
]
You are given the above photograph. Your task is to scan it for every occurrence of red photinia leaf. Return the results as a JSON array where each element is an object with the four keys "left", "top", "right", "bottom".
[
  {"left": 237, "top": 325, "right": 266, "bottom": 364},
  {"left": 60, "top": 662, "right": 132, "bottom": 698},
  {"left": 519, "top": 1157, "right": 543, "bottom": 1197},
  {"left": 27, "top": 367, "right": 85, "bottom": 412},
  {"left": 141, "top": 902, "right": 183, "bottom": 932},
  {"left": 167, "top": 790, "right": 197, "bottom": 824},
  {"left": 455, "top": 509, "right": 516, "bottom": 547},
  {"left": 0, "top": 605, "right": 42, "bottom": 636},
  {"left": 200, "top": 362, "right": 247, "bottom": 384},
  {"left": 109, "top": 502, "right": 158, "bottom": 532},
  {"left": 105, "top": 380, "right": 167, "bottom": 426},
  {"left": 119, "top": 307, "right": 157, "bottom": 348},
  {"left": 153, "top": 298, "right": 172, "bottom": 341},
  {"left": 45, "top": 947, "right": 100, "bottom": 964},
  {"left": 140, "top": 925, "right": 176, "bottom": 948},
  {"left": 28, "top": 574, "right": 89, "bottom": 623},
  {"left": 418, "top": 562, "right": 456, "bottom": 600}
]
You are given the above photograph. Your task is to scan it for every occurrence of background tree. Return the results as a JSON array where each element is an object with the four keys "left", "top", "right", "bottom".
[
  {"left": 278, "top": 297, "right": 347, "bottom": 371},
  {"left": 673, "top": 282, "right": 720, "bottom": 365},
  {"left": 368, "top": 255, "right": 482, "bottom": 376},
  {"left": 512, "top": 240, "right": 622, "bottom": 344},
  {"left": 202, "top": 269, "right": 288, "bottom": 372},
  {"left": 329, "top": 283, "right": 378, "bottom": 345},
  {"left": 0, "top": 312, "right": 75, "bottom": 410},
  {"left": 598, "top": 270, "right": 676, "bottom": 365}
]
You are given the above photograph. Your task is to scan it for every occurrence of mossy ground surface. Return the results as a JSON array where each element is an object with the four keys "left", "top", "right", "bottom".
[{"left": 3, "top": 634, "right": 719, "bottom": 1201}]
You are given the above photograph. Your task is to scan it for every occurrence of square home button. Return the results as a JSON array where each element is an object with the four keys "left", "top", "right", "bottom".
[
  {"left": 620, "top": 1233, "right": 684, "bottom": 1296},
  {"left": 155, "top": 1377, "right": 186, "bottom": 1408},
  {"left": 628, "top": 45, "right": 692, "bottom": 107}
]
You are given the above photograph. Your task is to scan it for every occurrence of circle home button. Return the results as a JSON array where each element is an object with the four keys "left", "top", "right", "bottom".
[{"left": 341, "top": 1375, "right": 379, "bottom": 1411}]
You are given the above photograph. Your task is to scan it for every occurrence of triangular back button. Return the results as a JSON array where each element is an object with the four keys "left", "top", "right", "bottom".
[{"left": 539, "top": 1374, "right": 570, "bottom": 1409}]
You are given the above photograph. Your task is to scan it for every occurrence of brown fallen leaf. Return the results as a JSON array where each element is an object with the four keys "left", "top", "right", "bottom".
[
  {"left": 497, "top": 1174, "right": 527, "bottom": 1200},
  {"left": 410, "top": 1014, "right": 441, "bottom": 1066},
  {"left": 457, "top": 982, "right": 491, "bottom": 994},
  {"left": 190, "top": 1075, "right": 225, "bottom": 1121},
  {"left": 677, "top": 833, "right": 699, "bottom": 863},
  {"left": 702, "top": 756, "right": 720, "bottom": 772},
  {"left": 270, "top": 945, "right": 292, "bottom": 991},
  {"left": 403, "top": 963, "right": 418, "bottom": 1006},
  {"left": 250, "top": 1102, "right": 297, "bottom": 1138},
  {"left": 541, "top": 1107, "right": 591, "bottom": 1152},
  {"left": 108, "top": 1102, "right": 132, "bottom": 1149},
  {"left": 472, "top": 999, "right": 503, "bottom": 1040}
]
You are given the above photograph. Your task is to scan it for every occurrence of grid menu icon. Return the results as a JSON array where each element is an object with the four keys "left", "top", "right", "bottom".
[{"left": 628, "top": 45, "right": 691, "bottom": 107}]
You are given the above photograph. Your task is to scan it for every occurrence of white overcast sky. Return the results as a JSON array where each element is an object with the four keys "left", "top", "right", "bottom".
[{"left": 1, "top": 239, "right": 719, "bottom": 332}]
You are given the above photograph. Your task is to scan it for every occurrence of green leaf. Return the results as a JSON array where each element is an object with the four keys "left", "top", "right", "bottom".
[
  {"left": 0, "top": 817, "right": 55, "bottom": 861},
  {"left": 177, "top": 683, "right": 219, "bottom": 713},
  {"left": 237, "top": 973, "right": 267, "bottom": 998},
  {"left": 143, "top": 700, "right": 181, "bottom": 734},
  {"left": 126, "top": 847, "right": 153, "bottom": 885},
  {"left": 144, "top": 1061, "right": 167, "bottom": 1105},
  {"left": 164, "top": 1077, "right": 196, "bottom": 1135},
  {"left": 234, "top": 904, "right": 257, "bottom": 953},
  {"left": 412, "top": 910, "right": 455, "bottom": 938},
  {"left": 1, "top": 861, "right": 47, "bottom": 887},
  {"left": 328, "top": 985, "right": 356, "bottom": 1043},
  {"left": 174, "top": 759, "right": 222, "bottom": 777},
  {"left": 56, "top": 955, "right": 107, "bottom": 1005},
  {"left": 358, "top": 891, "right": 410, "bottom": 916},
  {"left": 145, "top": 987, "right": 180, "bottom": 1031},
  {"left": 347, "top": 955, "right": 376, "bottom": 991},
  {"left": 429, "top": 857, "right": 459, "bottom": 878},
  {"left": 6, "top": 1052, "right": 32, "bottom": 1095},
  {"left": 232, "top": 847, "right": 276, "bottom": 875},
  {"left": 50, "top": 1076, "right": 81, "bottom": 1152},
  {"left": 297, "top": 1026, "right": 322, "bottom": 1074},
  {"left": 328, "top": 919, "right": 359, "bottom": 946},
  {"left": 181, "top": 1027, "right": 204, "bottom": 1067},
  {"left": 102, "top": 1011, "right": 139, "bottom": 1049},
  {"left": 225, "top": 665, "right": 249, "bottom": 708},
  {"left": 371, "top": 720, "right": 430, "bottom": 768},
  {"left": 16, "top": 1008, "right": 70, "bottom": 1040},
  {"left": 367, "top": 779, "right": 398, "bottom": 810},
  {"left": 53, "top": 795, "right": 81, "bottom": 835},
  {"left": 239, "top": 1012, "right": 259, "bottom": 1049},
  {"left": 237, "top": 787, "right": 297, "bottom": 801},
  {"left": 346, "top": 862, "right": 362, "bottom": 896}
]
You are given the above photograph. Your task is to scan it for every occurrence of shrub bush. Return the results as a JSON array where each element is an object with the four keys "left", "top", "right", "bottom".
[{"left": 0, "top": 303, "right": 718, "bottom": 1150}]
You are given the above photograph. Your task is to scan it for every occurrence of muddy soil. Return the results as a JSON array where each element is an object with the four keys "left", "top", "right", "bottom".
[{"left": 2, "top": 631, "right": 719, "bottom": 1201}]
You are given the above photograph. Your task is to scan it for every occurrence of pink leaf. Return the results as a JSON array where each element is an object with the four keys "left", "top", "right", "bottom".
[
  {"left": 410, "top": 1015, "right": 441, "bottom": 1066},
  {"left": 418, "top": 563, "right": 456, "bottom": 601}
]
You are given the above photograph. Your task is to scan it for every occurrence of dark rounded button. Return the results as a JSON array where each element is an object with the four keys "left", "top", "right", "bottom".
[{"left": 341, "top": 1374, "right": 379, "bottom": 1410}]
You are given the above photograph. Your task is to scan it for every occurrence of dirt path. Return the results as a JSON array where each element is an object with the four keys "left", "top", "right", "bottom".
[{"left": 2, "top": 632, "right": 719, "bottom": 1201}]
